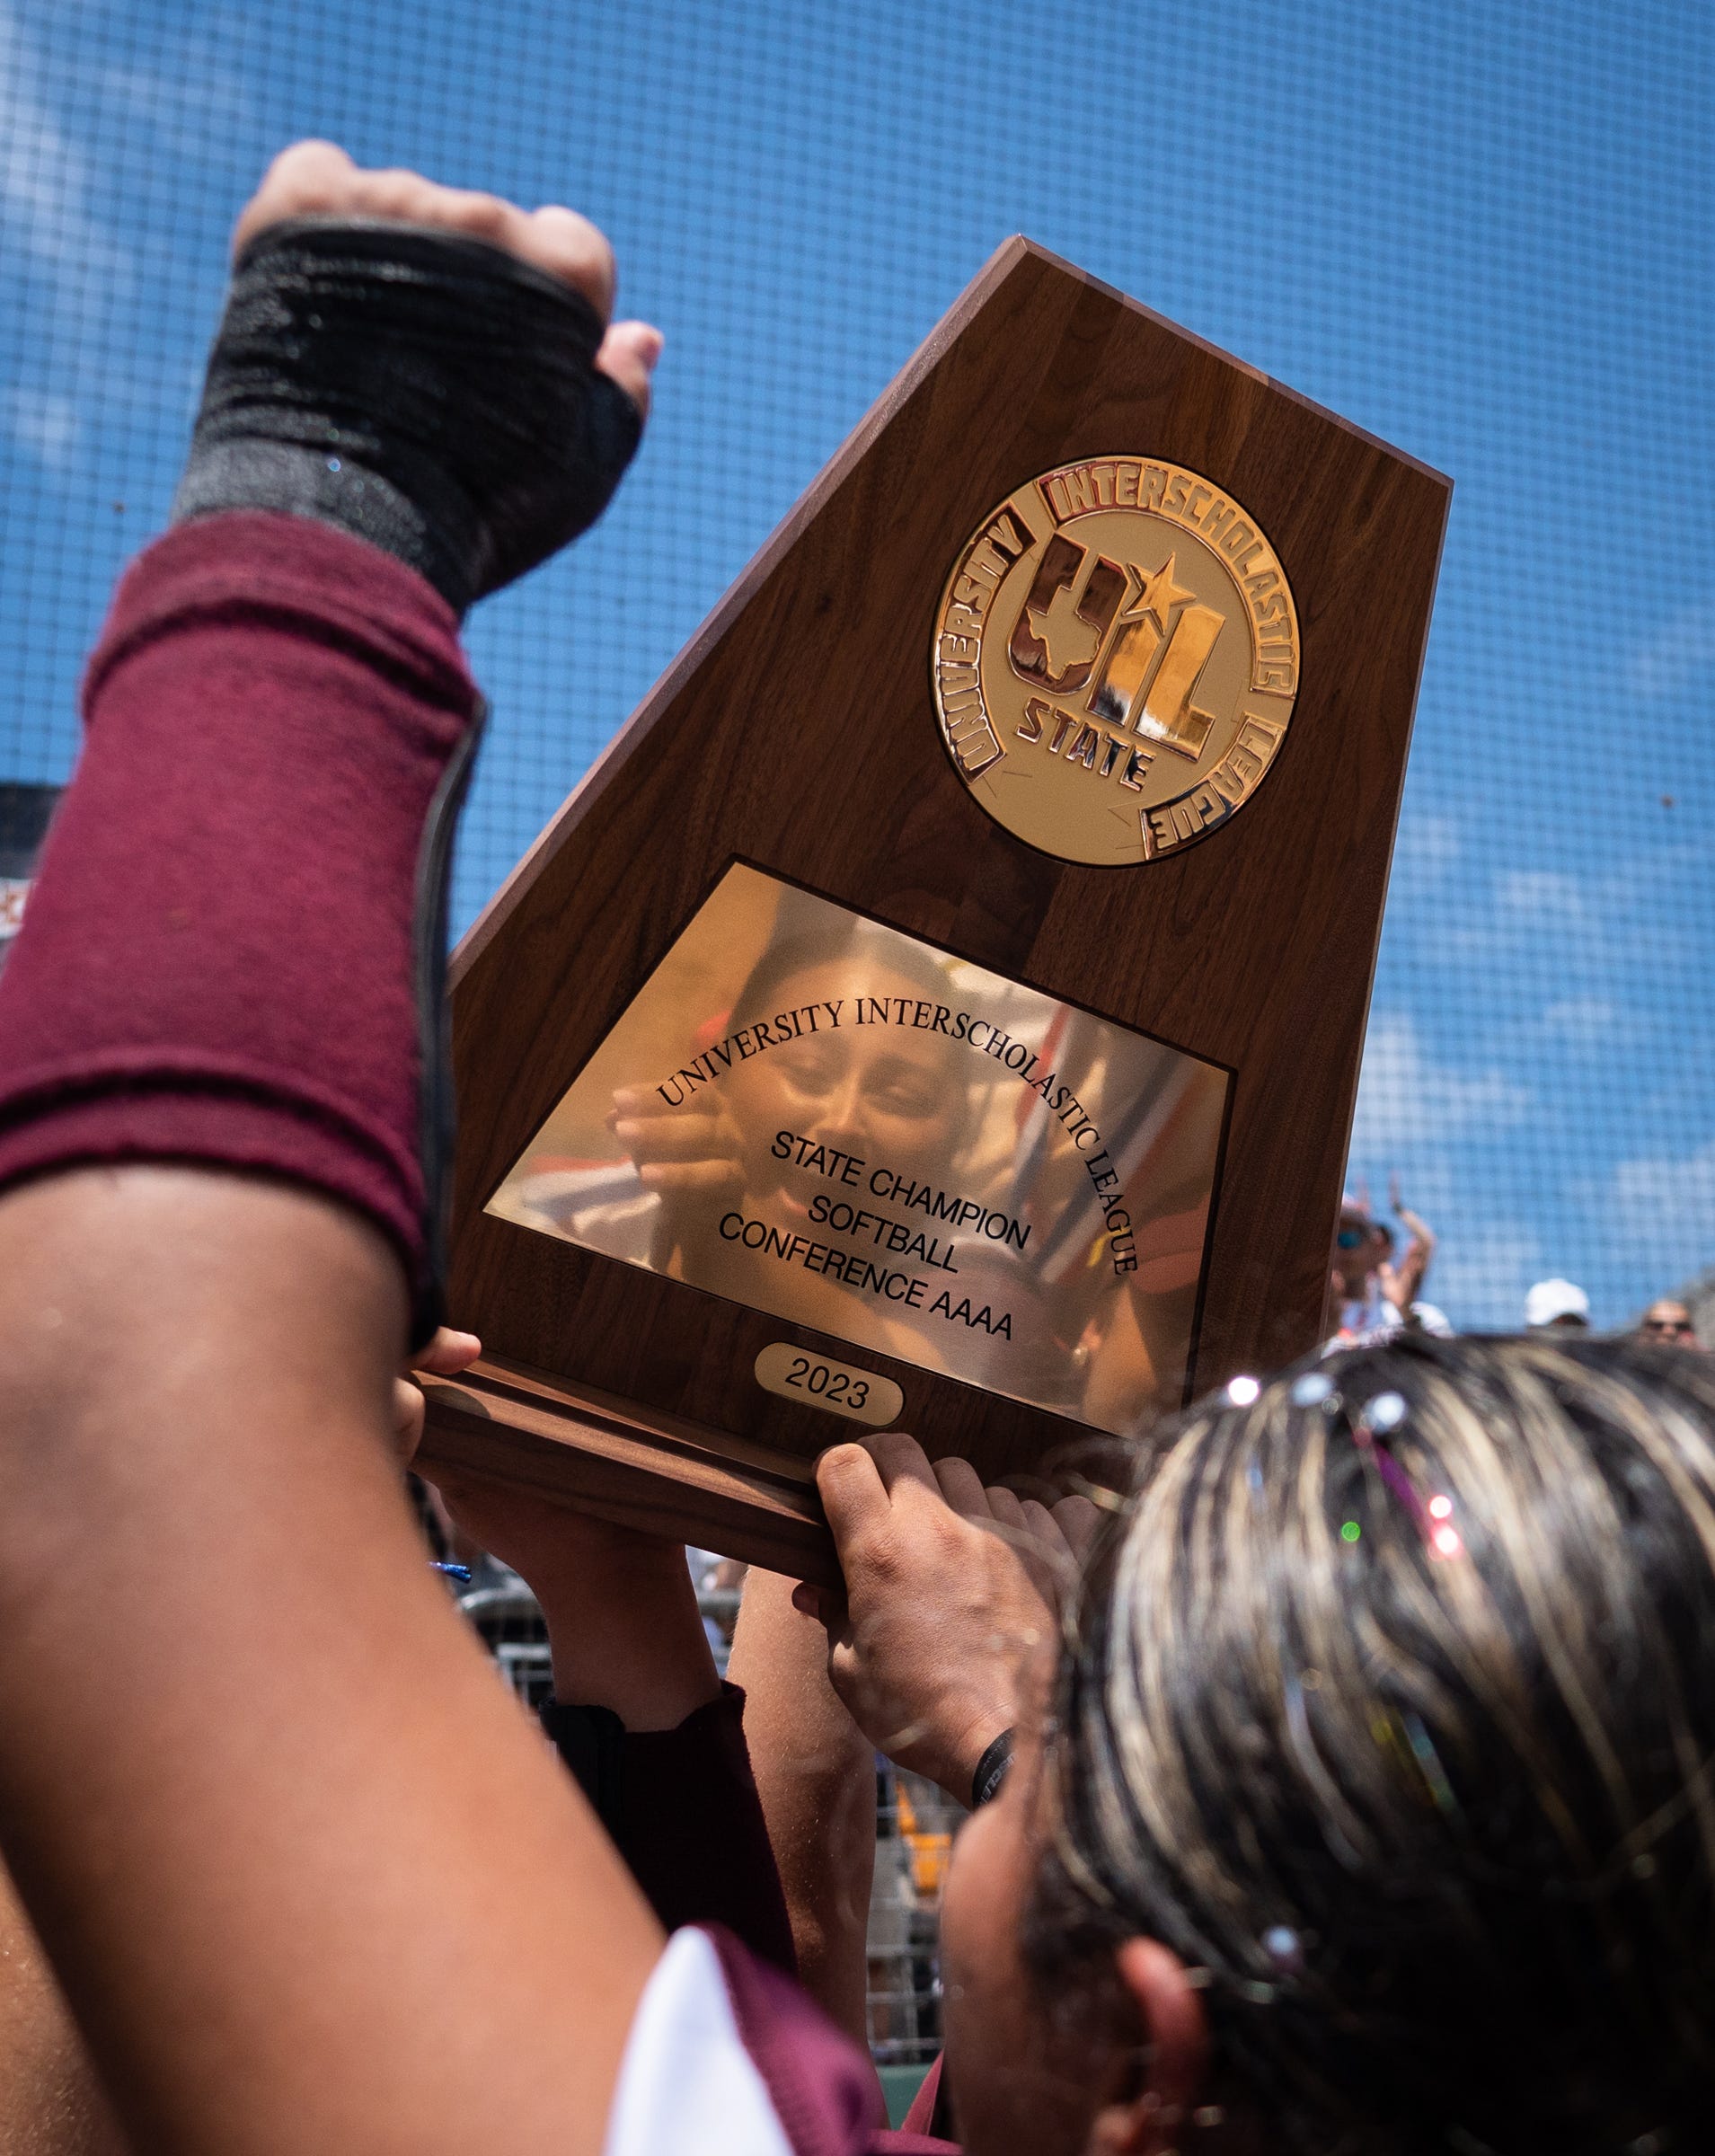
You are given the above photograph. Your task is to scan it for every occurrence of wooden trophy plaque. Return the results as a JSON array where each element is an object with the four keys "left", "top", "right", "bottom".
[{"left": 417, "top": 239, "right": 1450, "bottom": 1586}]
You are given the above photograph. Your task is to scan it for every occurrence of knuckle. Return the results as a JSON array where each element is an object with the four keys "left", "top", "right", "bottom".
[
  {"left": 845, "top": 1526, "right": 901, "bottom": 1587},
  {"left": 360, "top": 168, "right": 431, "bottom": 221},
  {"left": 871, "top": 1430, "right": 925, "bottom": 1477},
  {"left": 265, "top": 137, "right": 349, "bottom": 189},
  {"left": 528, "top": 206, "right": 615, "bottom": 309},
  {"left": 446, "top": 189, "right": 516, "bottom": 241},
  {"left": 241, "top": 144, "right": 358, "bottom": 245}
]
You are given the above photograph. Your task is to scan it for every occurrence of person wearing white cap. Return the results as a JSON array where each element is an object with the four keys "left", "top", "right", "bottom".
[{"left": 1525, "top": 1277, "right": 1591, "bottom": 1330}]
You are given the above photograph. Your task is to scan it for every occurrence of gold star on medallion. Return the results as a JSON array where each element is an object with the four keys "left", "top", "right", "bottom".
[{"left": 1133, "top": 552, "right": 1193, "bottom": 631}]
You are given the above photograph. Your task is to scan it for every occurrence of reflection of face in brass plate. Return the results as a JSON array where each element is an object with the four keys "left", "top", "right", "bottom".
[
  {"left": 932, "top": 459, "right": 1299, "bottom": 866},
  {"left": 488, "top": 865, "right": 1231, "bottom": 1436}
]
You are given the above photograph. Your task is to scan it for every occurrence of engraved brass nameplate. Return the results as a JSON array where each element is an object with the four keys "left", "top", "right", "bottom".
[
  {"left": 488, "top": 864, "right": 1229, "bottom": 1435},
  {"left": 933, "top": 458, "right": 1299, "bottom": 865},
  {"left": 753, "top": 1344, "right": 903, "bottom": 1427}
]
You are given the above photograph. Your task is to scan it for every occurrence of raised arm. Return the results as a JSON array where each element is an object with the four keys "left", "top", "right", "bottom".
[
  {"left": 1381, "top": 1180, "right": 1437, "bottom": 1313},
  {"left": 726, "top": 1567, "right": 880, "bottom": 2050},
  {"left": 406, "top": 1429, "right": 797, "bottom": 1971},
  {"left": 0, "top": 147, "right": 667, "bottom": 2156}
]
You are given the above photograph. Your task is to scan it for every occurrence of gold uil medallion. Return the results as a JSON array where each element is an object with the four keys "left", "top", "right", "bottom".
[{"left": 932, "top": 459, "right": 1299, "bottom": 864}]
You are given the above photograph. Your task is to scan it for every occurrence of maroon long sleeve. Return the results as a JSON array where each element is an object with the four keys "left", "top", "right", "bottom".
[
  {"left": 542, "top": 1692, "right": 963, "bottom": 2145},
  {"left": 0, "top": 513, "right": 479, "bottom": 1297},
  {"left": 541, "top": 1684, "right": 798, "bottom": 1975},
  {"left": 0, "top": 480, "right": 959, "bottom": 2156}
]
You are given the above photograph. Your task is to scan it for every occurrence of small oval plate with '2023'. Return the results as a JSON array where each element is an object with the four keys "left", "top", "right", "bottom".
[{"left": 754, "top": 1343, "right": 902, "bottom": 1427}]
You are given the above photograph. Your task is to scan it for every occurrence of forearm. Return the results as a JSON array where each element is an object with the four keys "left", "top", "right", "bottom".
[
  {"left": 0, "top": 1171, "right": 661, "bottom": 2156},
  {"left": 0, "top": 1853, "right": 128, "bottom": 2156},
  {"left": 534, "top": 1540, "right": 720, "bottom": 1728},
  {"left": 0, "top": 148, "right": 669, "bottom": 2154},
  {"left": 728, "top": 1568, "right": 879, "bottom": 2052},
  {"left": 1398, "top": 1214, "right": 1435, "bottom": 1306}
]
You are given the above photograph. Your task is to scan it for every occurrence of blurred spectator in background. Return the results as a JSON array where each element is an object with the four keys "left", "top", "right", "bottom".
[
  {"left": 1328, "top": 1180, "right": 1441, "bottom": 1348},
  {"left": 0, "top": 784, "right": 61, "bottom": 986},
  {"left": 1403, "top": 1299, "right": 1454, "bottom": 1337},
  {"left": 1377, "top": 1174, "right": 1437, "bottom": 1315},
  {"left": 689, "top": 1551, "right": 747, "bottom": 1670},
  {"left": 1327, "top": 1198, "right": 1403, "bottom": 1348},
  {"left": 1638, "top": 1298, "right": 1703, "bottom": 1349},
  {"left": 1525, "top": 1277, "right": 1591, "bottom": 1330}
]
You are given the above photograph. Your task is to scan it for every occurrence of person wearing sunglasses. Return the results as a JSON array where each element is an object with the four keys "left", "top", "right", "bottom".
[
  {"left": 1327, "top": 1202, "right": 1403, "bottom": 1349},
  {"left": 1638, "top": 1298, "right": 1702, "bottom": 1349}
]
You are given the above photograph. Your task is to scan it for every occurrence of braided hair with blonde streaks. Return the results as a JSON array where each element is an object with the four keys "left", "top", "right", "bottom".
[{"left": 1026, "top": 1335, "right": 1715, "bottom": 2156}]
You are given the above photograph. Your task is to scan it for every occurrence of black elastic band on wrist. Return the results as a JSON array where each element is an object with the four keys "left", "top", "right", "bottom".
[
  {"left": 971, "top": 1727, "right": 1015, "bottom": 1810},
  {"left": 172, "top": 218, "right": 642, "bottom": 615}
]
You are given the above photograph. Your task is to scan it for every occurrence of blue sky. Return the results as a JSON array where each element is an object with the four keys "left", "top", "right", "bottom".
[{"left": 0, "top": 0, "right": 1710, "bottom": 1329}]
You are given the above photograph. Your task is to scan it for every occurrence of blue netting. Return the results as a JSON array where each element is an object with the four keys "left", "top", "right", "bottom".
[{"left": 1, "top": 0, "right": 1709, "bottom": 1330}]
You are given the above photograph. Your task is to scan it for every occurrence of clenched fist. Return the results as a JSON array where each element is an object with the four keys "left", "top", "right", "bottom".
[{"left": 234, "top": 140, "right": 662, "bottom": 417}]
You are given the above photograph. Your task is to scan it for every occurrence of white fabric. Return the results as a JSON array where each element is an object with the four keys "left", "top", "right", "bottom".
[{"left": 603, "top": 1928, "right": 793, "bottom": 2156}]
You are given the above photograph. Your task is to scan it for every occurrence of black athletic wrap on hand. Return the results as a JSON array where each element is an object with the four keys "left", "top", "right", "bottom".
[{"left": 171, "top": 217, "right": 642, "bottom": 614}]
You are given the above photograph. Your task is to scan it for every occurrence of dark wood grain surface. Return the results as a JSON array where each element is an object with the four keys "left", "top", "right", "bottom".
[
  {"left": 414, "top": 1358, "right": 842, "bottom": 1586},
  {"left": 431, "top": 237, "right": 1451, "bottom": 1530}
]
